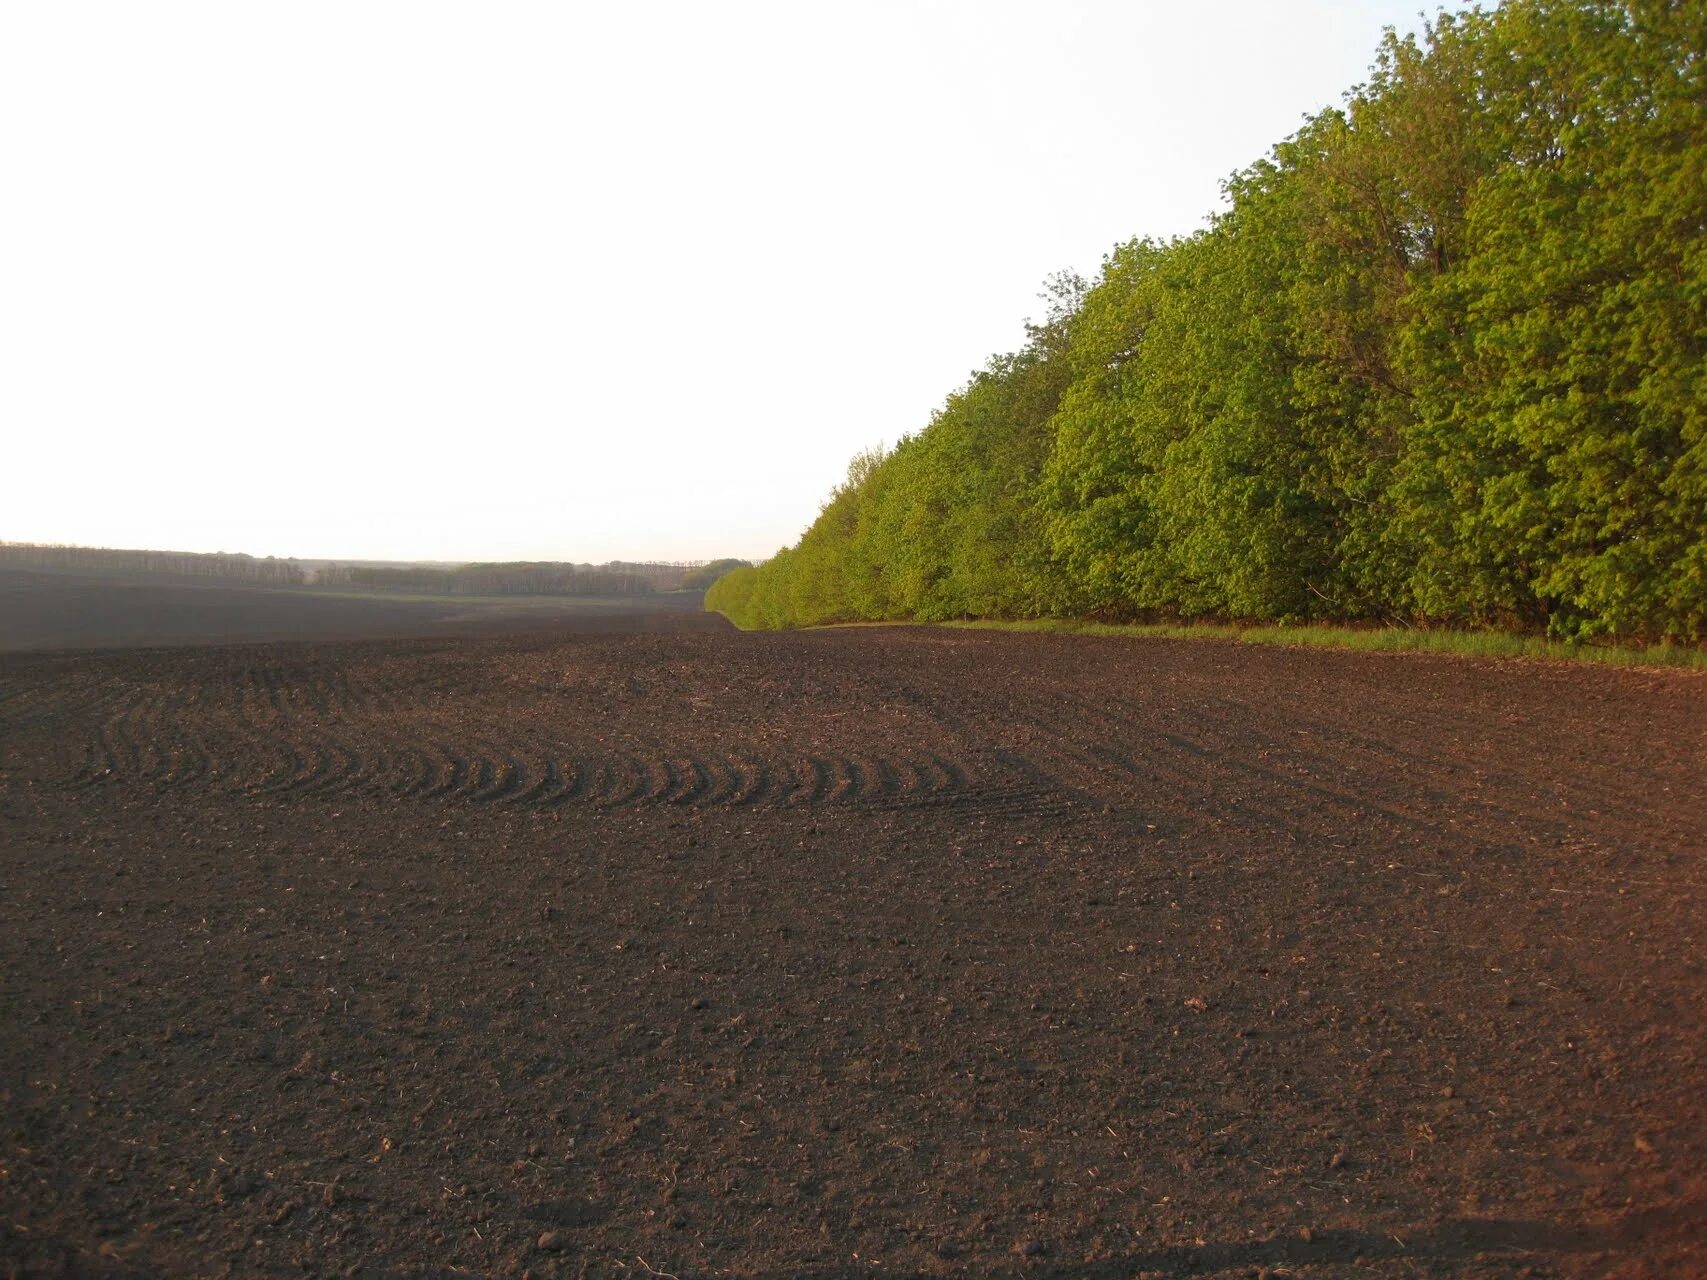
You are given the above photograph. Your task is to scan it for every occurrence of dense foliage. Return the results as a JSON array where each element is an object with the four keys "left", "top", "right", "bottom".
[{"left": 709, "top": 0, "right": 1706, "bottom": 642}]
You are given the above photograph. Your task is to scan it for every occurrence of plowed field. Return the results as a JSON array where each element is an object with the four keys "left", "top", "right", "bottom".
[{"left": 2, "top": 619, "right": 1702, "bottom": 1278}]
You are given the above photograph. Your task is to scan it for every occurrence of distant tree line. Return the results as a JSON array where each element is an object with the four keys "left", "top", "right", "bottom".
[
  {"left": 709, "top": 0, "right": 1706, "bottom": 643},
  {"left": 2, "top": 544, "right": 734, "bottom": 597},
  {"left": 313, "top": 560, "right": 713, "bottom": 596},
  {"left": 0, "top": 542, "right": 306, "bottom": 584},
  {"left": 679, "top": 559, "right": 753, "bottom": 592}
]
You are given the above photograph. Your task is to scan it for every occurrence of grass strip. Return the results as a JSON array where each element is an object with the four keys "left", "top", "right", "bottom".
[{"left": 934, "top": 618, "right": 1706, "bottom": 671}]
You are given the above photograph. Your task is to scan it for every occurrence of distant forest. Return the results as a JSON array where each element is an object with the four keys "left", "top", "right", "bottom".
[
  {"left": 315, "top": 559, "right": 748, "bottom": 596},
  {"left": 2, "top": 544, "right": 746, "bottom": 597},
  {"left": 709, "top": 0, "right": 1705, "bottom": 643},
  {"left": 1, "top": 542, "right": 306, "bottom": 584}
]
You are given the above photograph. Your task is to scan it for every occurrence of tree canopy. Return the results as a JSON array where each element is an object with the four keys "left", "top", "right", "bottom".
[{"left": 709, "top": 0, "right": 1706, "bottom": 643}]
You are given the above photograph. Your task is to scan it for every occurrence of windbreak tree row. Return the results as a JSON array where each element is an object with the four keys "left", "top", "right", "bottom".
[{"left": 710, "top": 0, "right": 1706, "bottom": 642}]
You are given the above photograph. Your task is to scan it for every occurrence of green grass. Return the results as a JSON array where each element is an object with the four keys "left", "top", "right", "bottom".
[{"left": 933, "top": 618, "right": 1706, "bottom": 671}]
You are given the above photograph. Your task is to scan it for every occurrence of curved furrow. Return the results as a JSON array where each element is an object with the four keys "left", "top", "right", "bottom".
[
  {"left": 893, "top": 756, "right": 939, "bottom": 800},
  {"left": 388, "top": 744, "right": 440, "bottom": 798},
  {"left": 246, "top": 739, "right": 301, "bottom": 793},
  {"left": 139, "top": 689, "right": 207, "bottom": 787},
  {"left": 695, "top": 755, "right": 748, "bottom": 806},
  {"left": 363, "top": 745, "right": 429, "bottom": 798},
  {"left": 73, "top": 724, "right": 122, "bottom": 784},
  {"left": 696, "top": 756, "right": 740, "bottom": 804},
  {"left": 51, "top": 742, "right": 96, "bottom": 789},
  {"left": 662, "top": 757, "right": 716, "bottom": 806},
  {"left": 285, "top": 669, "right": 325, "bottom": 719},
  {"left": 584, "top": 756, "right": 619, "bottom": 805},
  {"left": 91, "top": 723, "right": 124, "bottom": 781},
  {"left": 649, "top": 757, "right": 683, "bottom": 804},
  {"left": 61, "top": 683, "right": 144, "bottom": 782},
  {"left": 104, "top": 695, "right": 157, "bottom": 779},
  {"left": 309, "top": 736, "right": 377, "bottom": 798},
  {"left": 516, "top": 756, "right": 568, "bottom": 806},
  {"left": 462, "top": 754, "right": 496, "bottom": 797},
  {"left": 873, "top": 750, "right": 1074, "bottom": 815},
  {"left": 298, "top": 738, "right": 375, "bottom": 797},
  {"left": 298, "top": 667, "right": 335, "bottom": 719},
  {"left": 153, "top": 732, "right": 214, "bottom": 789},
  {"left": 256, "top": 668, "right": 290, "bottom": 723},
  {"left": 273, "top": 737, "right": 336, "bottom": 798},
  {"left": 136, "top": 721, "right": 180, "bottom": 783},
  {"left": 92, "top": 683, "right": 152, "bottom": 736},
  {"left": 327, "top": 667, "right": 367, "bottom": 718},
  {"left": 251, "top": 738, "right": 307, "bottom": 794},
  {"left": 87, "top": 699, "right": 137, "bottom": 779},
  {"left": 469, "top": 754, "right": 530, "bottom": 804},
  {"left": 765, "top": 758, "right": 810, "bottom": 807},
  {"left": 726, "top": 757, "right": 774, "bottom": 807},
  {"left": 231, "top": 668, "right": 267, "bottom": 732},
  {"left": 417, "top": 745, "right": 471, "bottom": 800},
  {"left": 640, "top": 756, "right": 681, "bottom": 804},
  {"left": 921, "top": 752, "right": 969, "bottom": 796},
  {"left": 190, "top": 721, "right": 258, "bottom": 791},
  {"left": 334, "top": 667, "right": 373, "bottom": 713},
  {"left": 828, "top": 757, "right": 866, "bottom": 804},
  {"left": 258, "top": 737, "right": 344, "bottom": 798},
  {"left": 541, "top": 756, "right": 593, "bottom": 806},
  {"left": 318, "top": 668, "right": 351, "bottom": 719},
  {"left": 258, "top": 667, "right": 288, "bottom": 717},
  {"left": 354, "top": 669, "right": 401, "bottom": 715},
  {"left": 803, "top": 756, "right": 839, "bottom": 805},
  {"left": 871, "top": 756, "right": 906, "bottom": 800},
  {"left": 597, "top": 754, "right": 652, "bottom": 807}
]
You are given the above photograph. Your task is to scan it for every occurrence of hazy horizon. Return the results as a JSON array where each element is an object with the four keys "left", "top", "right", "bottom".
[
  {"left": 5, "top": 1, "right": 1437, "bottom": 564},
  {"left": 0, "top": 539, "right": 733, "bottom": 568}
]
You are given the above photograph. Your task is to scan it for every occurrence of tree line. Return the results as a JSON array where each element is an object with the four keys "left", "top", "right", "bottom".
[
  {"left": 2, "top": 544, "right": 734, "bottom": 597},
  {"left": 679, "top": 559, "right": 753, "bottom": 591},
  {"left": 313, "top": 560, "right": 715, "bottom": 596},
  {"left": 0, "top": 542, "right": 306, "bottom": 585},
  {"left": 708, "top": 0, "right": 1705, "bottom": 643}
]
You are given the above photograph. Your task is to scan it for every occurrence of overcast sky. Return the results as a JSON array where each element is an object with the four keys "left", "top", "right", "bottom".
[{"left": 4, "top": 1, "right": 1440, "bottom": 564}]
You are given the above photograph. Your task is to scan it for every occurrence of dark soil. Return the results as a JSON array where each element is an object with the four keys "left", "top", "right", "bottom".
[
  {"left": 0, "top": 569, "right": 717, "bottom": 653},
  {"left": 1, "top": 617, "right": 1702, "bottom": 1277}
]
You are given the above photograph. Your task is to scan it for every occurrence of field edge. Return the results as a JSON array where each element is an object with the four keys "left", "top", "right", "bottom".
[{"left": 702, "top": 605, "right": 1707, "bottom": 671}]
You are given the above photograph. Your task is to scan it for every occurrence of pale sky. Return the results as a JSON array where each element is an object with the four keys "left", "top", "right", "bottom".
[{"left": 3, "top": 2, "right": 1439, "bottom": 564}]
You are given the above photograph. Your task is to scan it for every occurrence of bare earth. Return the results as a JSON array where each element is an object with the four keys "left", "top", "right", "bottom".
[
  {"left": 1, "top": 597, "right": 1702, "bottom": 1277},
  {"left": 0, "top": 568, "right": 712, "bottom": 653}
]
